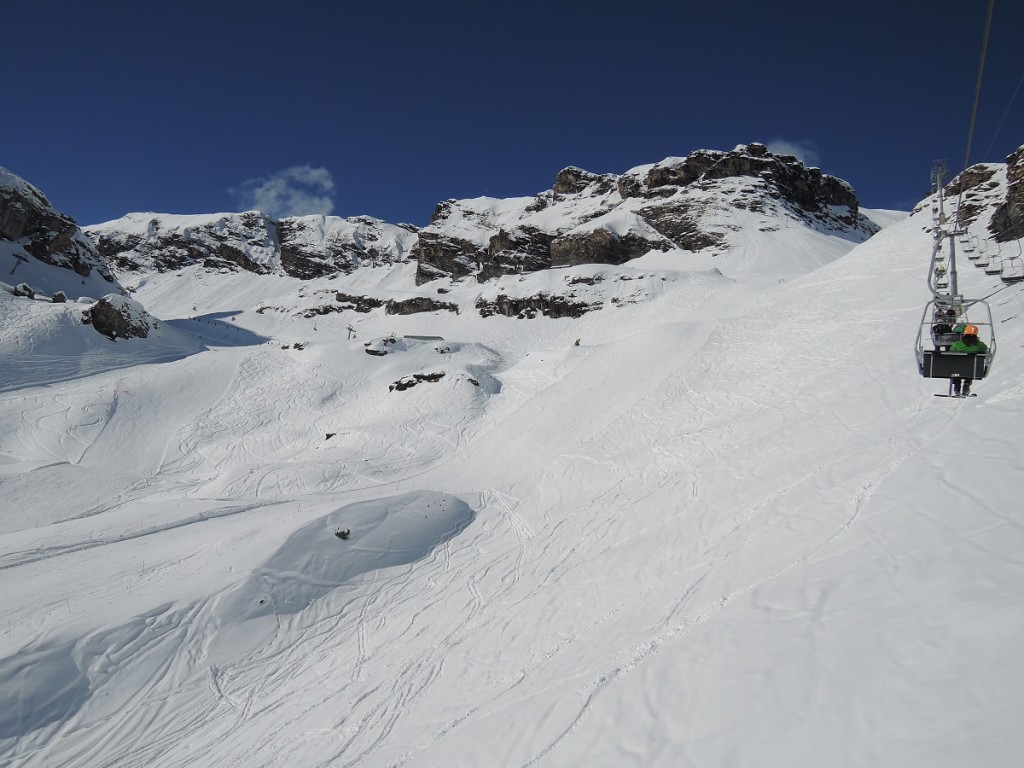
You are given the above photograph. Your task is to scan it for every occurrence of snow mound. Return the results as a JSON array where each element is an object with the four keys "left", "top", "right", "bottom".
[
  {"left": 207, "top": 492, "right": 475, "bottom": 661},
  {"left": 0, "top": 291, "right": 207, "bottom": 391}
]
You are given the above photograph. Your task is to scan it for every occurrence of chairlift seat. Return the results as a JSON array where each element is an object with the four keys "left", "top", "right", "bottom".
[
  {"left": 930, "top": 322, "right": 958, "bottom": 347},
  {"left": 918, "top": 350, "right": 988, "bottom": 379}
]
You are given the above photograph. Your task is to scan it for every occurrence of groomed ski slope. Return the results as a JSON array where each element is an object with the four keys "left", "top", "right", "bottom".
[{"left": 2, "top": 204, "right": 1024, "bottom": 767}]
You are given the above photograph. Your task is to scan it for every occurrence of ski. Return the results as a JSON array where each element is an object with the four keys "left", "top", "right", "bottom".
[{"left": 934, "top": 393, "right": 977, "bottom": 398}]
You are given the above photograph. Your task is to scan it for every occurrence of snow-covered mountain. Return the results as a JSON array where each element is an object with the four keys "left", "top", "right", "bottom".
[
  {"left": 83, "top": 143, "right": 879, "bottom": 290},
  {"left": 87, "top": 211, "right": 419, "bottom": 279},
  {"left": 2, "top": 144, "right": 1024, "bottom": 767}
]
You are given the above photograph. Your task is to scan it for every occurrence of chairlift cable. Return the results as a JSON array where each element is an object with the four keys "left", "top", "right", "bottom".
[
  {"left": 916, "top": 0, "right": 999, "bottom": 386},
  {"left": 982, "top": 65, "right": 1024, "bottom": 159},
  {"left": 953, "top": 0, "right": 996, "bottom": 231}
]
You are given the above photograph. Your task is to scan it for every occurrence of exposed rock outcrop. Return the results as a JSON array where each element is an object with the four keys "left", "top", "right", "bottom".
[
  {"left": 944, "top": 165, "right": 1000, "bottom": 227},
  {"left": 0, "top": 167, "right": 115, "bottom": 284},
  {"left": 413, "top": 230, "right": 480, "bottom": 283},
  {"left": 477, "top": 227, "right": 554, "bottom": 282},
  {"left": 335, "top": 293, "right": 386, "bottom": 313},
  {"left": 386, "top": 297, "right": 459, "bottom": 315},
  {"left": 82, "top": 295, "right": 156, "bottom": 340},
  {"left": 389, "top": 372, "right": 446, "bottom": 391},
  {"left": 475, "top": 293, "right": 603, "bottom": 319},
  {"left": 550, "top": 228, "right": 671, "bottom": 267},
  {"left": 990, "top": 145, "right": 1024, "bottom": 241}
]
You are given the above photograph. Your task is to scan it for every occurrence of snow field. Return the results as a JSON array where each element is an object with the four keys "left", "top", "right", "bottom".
[{"left": 2, "top": 188, "right": 1024, "bottom": 766}]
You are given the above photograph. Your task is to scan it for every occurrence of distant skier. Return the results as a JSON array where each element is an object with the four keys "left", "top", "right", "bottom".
[{"left": 949, "top": 324, "right": 988, "bottom": 396}]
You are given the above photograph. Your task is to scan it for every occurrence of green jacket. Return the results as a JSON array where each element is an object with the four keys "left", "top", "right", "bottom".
[{"left": 950, "top": 338, "right": 988, "bottom": 354}]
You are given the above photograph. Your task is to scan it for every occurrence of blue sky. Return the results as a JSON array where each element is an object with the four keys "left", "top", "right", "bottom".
[{"left": 5, "top": 0, "right": 1023, "bottom": 226}]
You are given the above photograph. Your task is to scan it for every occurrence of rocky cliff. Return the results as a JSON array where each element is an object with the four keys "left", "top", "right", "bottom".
[
  {"left": 412, "top": 143, "right": 878, "bottom": 285},
  {"left": 990, "top": 145, "right": 1024, "bottom": 241},
  {"left": 927, "top": 144, "right": 1024, "bottom": 241},
  {"left": 0, "top": 167, "right": 115, "bottom": 291},
  {"left": 84, "top": 144, "right": 877, "bottom": 288},
  {"left": 87, "top": 212, "right": 419, "bottom": 279}
]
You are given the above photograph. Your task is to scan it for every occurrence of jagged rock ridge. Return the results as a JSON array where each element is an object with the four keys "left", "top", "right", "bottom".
[
  {"left": 413, "top": 143, "right": 878, "bottom": 285},
  {"left": 87, "top": 212, "right": 419, "bottom": 279}
]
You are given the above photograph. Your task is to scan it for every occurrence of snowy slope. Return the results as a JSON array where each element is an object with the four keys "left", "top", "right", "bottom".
[{"left": 1, "top": 169, "right": 1024, "bottom": 768}]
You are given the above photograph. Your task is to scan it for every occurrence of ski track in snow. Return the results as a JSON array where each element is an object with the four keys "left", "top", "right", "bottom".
[{"left": 3, "top": 198, "right": 1024, "bottom": 766}]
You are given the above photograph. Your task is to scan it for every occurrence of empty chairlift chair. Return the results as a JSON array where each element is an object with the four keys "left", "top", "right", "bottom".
[
  {"left": 962, "top": 236, "right": 978, "bottom": 258},
  {"left": 999, "top": 239, "right": 1024, "bottom": 283},
  {"left": 974, "top": 241, "right": 991, "bottom": 268}
]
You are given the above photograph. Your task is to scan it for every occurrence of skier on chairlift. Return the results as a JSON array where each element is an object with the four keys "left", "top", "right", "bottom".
[{"left": 948, "top": 324, "right": 988, "bottom": 396}]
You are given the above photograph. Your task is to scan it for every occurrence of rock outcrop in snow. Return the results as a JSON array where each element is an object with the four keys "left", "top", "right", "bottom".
[
  {"left": 933, "top": 145, "right": 1024, "bottom": 241},
  {"left": 0, "top": 167, "right": 115, "bottom": 286},
  {"left": 82, "top": 294, "right": 158, "bottom": 340},
  {"left": 991, "top": 145, "right": 1024, "bottom": 241}
]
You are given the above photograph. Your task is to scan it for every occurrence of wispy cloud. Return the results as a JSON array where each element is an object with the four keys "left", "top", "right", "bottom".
[
  {"left": 231, "top": 165, "right": 335, "bottom": 219},
  {"left": 767, "top": 139, "right": 821, "bottom": 168}
]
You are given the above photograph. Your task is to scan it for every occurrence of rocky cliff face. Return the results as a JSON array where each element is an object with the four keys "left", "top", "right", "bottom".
[
  {"left": 990, "top": 145, "right": 1024, "bottom": 241},
  {"left": 931, "top": 144, "right": 1024, "bottom": 240},
  {"left": 43, "top": 143, "right": 882, "bottom": 291},
  {"left": 87, "top": 212, "right": 419, "bottom": 279},
  {"left": 413, "top": 143, "right": 877, "bottom": 285},
  {"left": 0, "top": 167, "right": 115, "bottom": 285}
]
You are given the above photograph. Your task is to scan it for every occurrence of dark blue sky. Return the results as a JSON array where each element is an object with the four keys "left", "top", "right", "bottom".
[{"left": 5, "top": 0, "right": 1023, "bottom": 226}]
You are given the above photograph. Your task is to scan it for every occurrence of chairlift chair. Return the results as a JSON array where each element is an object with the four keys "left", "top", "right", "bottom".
[
  {"left": 1001, "top": 239, "right": 1024, "bottom": 283},
  {"left": 1001, "top": 256, "right": 1024, "bottom": 283},
  {"left": 916, "top": 298, "right": 996, "bottom": 383}
]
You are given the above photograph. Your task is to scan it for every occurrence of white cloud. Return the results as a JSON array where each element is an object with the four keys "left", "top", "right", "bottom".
[
  {"left": 766, "top": 139, "right": 821, "bottom": 168},
  {"left": 231, "top": 165, "right": 335, "bottom": 219}
]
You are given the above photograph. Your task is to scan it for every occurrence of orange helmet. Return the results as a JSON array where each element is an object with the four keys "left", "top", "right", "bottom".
[{"left": 963, "top": 325, "right": 979, "bottom": 335}]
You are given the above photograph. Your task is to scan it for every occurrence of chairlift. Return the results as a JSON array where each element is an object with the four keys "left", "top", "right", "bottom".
[
  {"left": 984, "top": 257, "right": 1003, "bottom": 275},
  {"left": 916, "top": 298, "right": 996, "bottom": 383},
  {"left": 1001, "top": 239, "right": 1024, "bottom": 283},
  {"left": 1002, "top": 264, "right": 1024, "bottom": 283}
]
